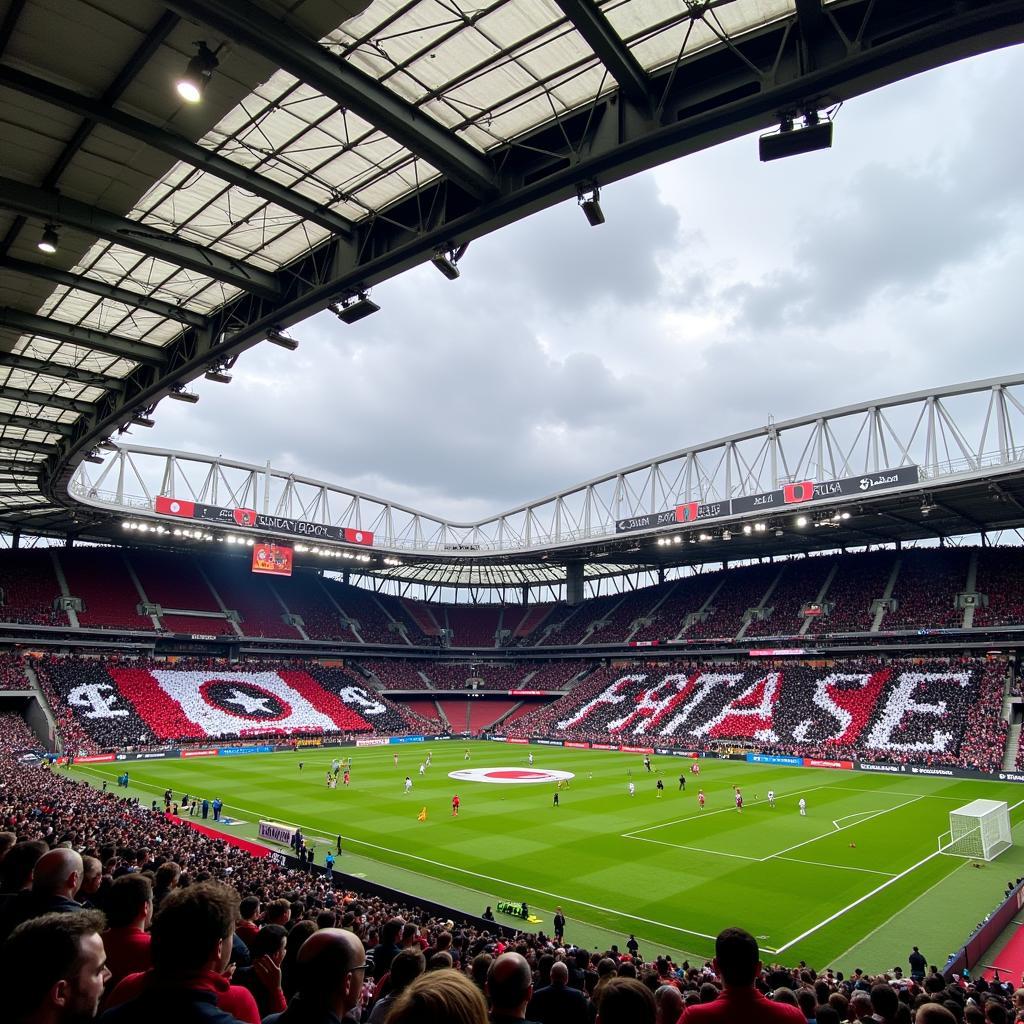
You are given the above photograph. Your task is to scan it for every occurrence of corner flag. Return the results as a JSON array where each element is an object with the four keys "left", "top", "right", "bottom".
[{"left": 417, "top": 807, "right": 427, "bottom": 822}]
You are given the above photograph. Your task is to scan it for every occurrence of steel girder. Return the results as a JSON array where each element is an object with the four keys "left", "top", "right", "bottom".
[
  {"left": 0, "top": 411, "right": 73, "bottom": 436},
  {"left": 0, "top": 65, "right": 355, "bottom": 241},
  {"left": 0, "top": 256, "right": 209, "bottom": 330},
  {"left": 68, "top": 374, "right": 1024, "bottom": 565},
  {"left": 0, "top": 384, "right": 93, "bottom": 415},
  {"left": 0, "top": 352, "right": 122, "bottom": 388},
  {"left": 0, "top": 308, "right": 167, "bottom": 366},
  {"left": 20, "top": 0, "right": 1024, "bottom": 529},
  {"left": 0, "top": 177, "right": 281, "bottom": 299},
  {"left": 162, "top": 0, "right": 498, "bottom": 199}
]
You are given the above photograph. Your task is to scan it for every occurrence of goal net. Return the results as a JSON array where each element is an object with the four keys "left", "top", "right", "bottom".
[{"left": 938, "top": 799, "right": 1012, "bottom": 861}]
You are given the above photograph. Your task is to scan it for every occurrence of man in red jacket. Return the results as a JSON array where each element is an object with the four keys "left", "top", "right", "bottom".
[
  {"left": 679, "top": 929, "right": 806, "bottom": 1024},
  {"left": 101, "top": 874, "right": 153, "bottom": 996}
]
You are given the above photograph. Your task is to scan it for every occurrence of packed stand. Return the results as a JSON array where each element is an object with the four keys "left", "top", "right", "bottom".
[
  {"left": 0, "top": 653, "right": 30, "bottom": 691},
  {"left": 272, "top": 571, "right": 360, "bottom": 642},
  {"left": 505, "top": 657, "right": 1007, "bottom": 770},
  {"left": 974, "top": 548, "right": 1024, "bottom": 628},
  {"left": 0, "top": 548, "right": 66, "bottom": 626},
  {"left": 522, "top": 602, "right": 577, "bottom": 646},
  {"left": 0, "top": 711, "right": 38, "bottom": 755},
  {"left": 584, "top": 588, "right": 665, "bottom": 644},
  {"left": 58, "top": 549, "right": 153, "bottom": 631},
  {"left": 202, "top": 559, "right": 302, "bottom": 640},
  {"left": 883, "top": 550, "right": 969, "bottom": 630},
  {"left": 365, "top": 660, "right": 433, "bottom": 690},
  {"left": 806, "top": 551, "right": 896, "bottom": 634},
  {"left": 685, "top": 564, "right": 779, "bottom": 641},
  {"left": 743, "top": 557, "right": 834, "bottom": 638},
  {"left": 630, "top": 574, "right": 722, "bottom": 643},
  {"left": 33, "top": 655, "right": 434, "bottom": 752},
  {"left": 518, "top": 660, "right": 587, "bottom": 691}
]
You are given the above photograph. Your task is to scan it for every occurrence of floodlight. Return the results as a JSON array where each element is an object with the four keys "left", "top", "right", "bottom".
[
  {"left": 168, "top": 385, "right": 199, "bottom": 404},
  {"left": 130, "top": 411, "right": 155, "bottom": 428},
  {"left": 330, "top": 292, "right": 379, "bottom": 324},
  {"left": 578, "top": 185, "right": 605, "bottom": 226},
  {"left": 795, "top": 515, "right": 808, "bottom": 527},
  {"left": 176, "top": 41, "right": 218, "bottom": 103},
  {"left": 759, "top": 112, "right": 833, "bottom": 162},
  {"left": 722, "top": 530, "right": 731, "bottom": 540},
  {"left": 82, "top": 450, "right": 104, "bottom": 464},
  {"left": 99, "top": 440, "right": 119, "bottom": 451},
  {"left": 742, "top": 524, "right": 753, "bottom": 535},
  {"left": 775, "top": 528, "right": 784, "bottom": 538},
  {"left": 430, "top": 248, "right": 461, "bottom": 281},
  {"left": 37, "top": 224, "right": 59, "bottom": 254},
  {"left": 266, "top": 327, "right": 298, "bottom": 351},
  {"left": 205, "top": 366, "right": 232, "bottom": 384}
]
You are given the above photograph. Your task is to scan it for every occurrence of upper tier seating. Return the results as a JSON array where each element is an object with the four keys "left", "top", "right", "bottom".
[
  {"left": 0, "top": 549, "right": 66, "bottom": 626},
  {"left": 806, "top": 550, "right": 896, "bottom": 634},
  {"left": 366, "top": 660, "right": 433, "bottom": 689},
  {"left": 441, "top": 604, "right": 503, "bottom": 648},
  {"left": 630, "top": 574, "right": 722, "bottom": 642},
  {"left": 0, "top": 653, "right": 30, "bottom": 690},
  {"left": 684, "top": 563, "right": 779, "bottom": 640},
  {"left": 59, "top": 549, "right": 151, "bottom": 630},
  {"left": 202, "top": 558, "right": 301, "bottom": 639},
  {"left": 882, "top": 549, "right": 969, "bottom": 630},
  {"left": 975, "top": 548, "right": 1024, "bottom": 628},
  {"left": 742, "top": 557, "right": 835, "bottom": 638},
  {"left": 128, "top": 549, "right": 220, "bottom": 612}
]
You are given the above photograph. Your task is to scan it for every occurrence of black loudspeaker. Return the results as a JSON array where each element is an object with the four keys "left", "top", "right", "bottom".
[{"left": 759, "top": 120, "right": 833, "bottom": 162}]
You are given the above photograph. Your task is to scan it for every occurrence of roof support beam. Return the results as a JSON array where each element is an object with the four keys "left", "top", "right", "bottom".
[
  {"left": 163, "top": 0, "right": 497, "bottom": 199},
  {"left": 0, "top": 352, "right": 120, "bottom": 389},
  {"left": 0, "top": 308, "right": 167, "bottom": 366},
  {"left": 0, "top": 66, "right": 355, "bottom": 241},
  {"left": 0, "top": 411, "right": 73, "bottom": 436},
  {"left": 552, "top": 0, "right": 653, "bottom": 111},
  {"left": 0, "top": 384, "right": 92, "bottom": 416},
  {"left": 0, "top": 437, "right": 56, "bottom": 455},
  {"left": 0, "top": 384, "right": 92, "bottom": 415},
  {"left": 0, "top": 256, "right": 209, "bottom": 330},
  {"left": 0, "top": 177, "right": 281, "bottom": 299}
]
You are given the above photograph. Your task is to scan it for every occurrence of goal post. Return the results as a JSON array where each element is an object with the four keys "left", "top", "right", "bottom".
[{"left": 938, "top": 799, "right": 1012, "bottom": 861}]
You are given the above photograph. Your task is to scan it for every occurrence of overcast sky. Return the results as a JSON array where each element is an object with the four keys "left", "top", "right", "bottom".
[{"left": 140, "top": 43, "right": 1024, "bottom": 524}]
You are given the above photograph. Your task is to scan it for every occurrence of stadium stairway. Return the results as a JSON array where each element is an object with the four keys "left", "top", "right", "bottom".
[
  {"left": 24, "top": 661, "right": 58, "bottom": 750},
  {"left": 983, "top": 923, "right": 1024, "bottom": 983},
  {"left": 1003, "top": 723, "right": 1022, "bottom": 770}
]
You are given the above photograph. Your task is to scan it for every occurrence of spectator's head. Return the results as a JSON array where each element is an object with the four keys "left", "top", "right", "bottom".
[
  {"left": 487, "top": 952, "right": 533, "bottom": 1017},
  {"left": 550, "top": 962, "right": 569, "bottom": 987},
  {"left": 315, "top": 911, "right": 336, "bottom": 930},
  {"left": 0, "top": 831, "right": 16, "bottom": 863},
  {"left": 700, "top": 982, "right": 720, "bottom": 1003},
  {"left": 153, "top": 862, "right": 180, "bottom": 894},
  {"left": 851, "top": 992, "right": 874, "bottom": 1021},
  {"left": 239, "top": 896, "right": 260, "bottom": 922},
  {"left": 713, "top": 928, "right": 761, "bottom": 988},
  {"left": 264, "top": 898, "right": 291, "bottom": 926},
  {"left": 76, "top": 858, "right": 102, "bottom": 900},
  {"left": 387, "top": 969, "right": 488, "bottom": 1024},
  {"left": 381, "top": 917, "right": 404, "bottom": 944},
  {"left": 597, "top": 977, "right": 657, "bottom": 1024},
  {"left": 293, "top": 927, "right": 367, "bottom": 1018},
  {"left": 389, "top": 947, "right": 427, "bottom": 995},
  {"left": 470, "top": 953, "right": 492, "bottom": 991},
  {"left": 251, "top": 924, "right": 287, "bottom": 965},
  {"left": 150, "top": 881, "right": 239, "bottom": 976},
  {"left": 0, "top": 839, "right": 45, "bottom": 892},
  {"left": 985, "top": 1003, "right": 1007, "bottom": 1024},
  {"left": 427, "top": 951, "right": 453, "bottom": 972},
  {"left": 773, "top": 989, "right": 799, "bottom": 1007},
  {"left": 32, "top": 849, "right": 83, "bottom": 901},
  {"left": 798, "top": 988, "right": 818, "bottom": 1019},
  {"left": 655, "top": 984, "right": 684, "bottom": 1024},
  {"left": 818, "top": 1004, "right": 842, "bottom": 1024},
  {"left": 4, "top": 909, "right": 109, "bottom": 1024},
  {"left": 104, "top": 874, "right": 152, "bottom": 930},
  {"left": 871, "top": 984, "right": 900, "bottom": 1023},
  {"left": 917, "top": 1006, "right": 958, "bottom": 1024}
]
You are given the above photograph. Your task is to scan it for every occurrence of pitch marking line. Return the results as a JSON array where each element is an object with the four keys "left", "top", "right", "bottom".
[
  {"left": 774, "top": 796, "right": 1024, "bottom": 955},
  {"left": 73, "top": 765, "right": 724, "bottom": 952},
  {"left": 773, "top": 856, "right": 897, "bottom": 878}
]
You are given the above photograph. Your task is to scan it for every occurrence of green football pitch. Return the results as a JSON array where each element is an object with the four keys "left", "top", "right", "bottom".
[{"left": 67, "top": 741, "right": 1024, "bottom": 971}]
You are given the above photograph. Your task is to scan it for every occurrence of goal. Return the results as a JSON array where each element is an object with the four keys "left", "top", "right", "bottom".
[{"left": 938, "top": 799, "right": 1012, "bottom": 861}]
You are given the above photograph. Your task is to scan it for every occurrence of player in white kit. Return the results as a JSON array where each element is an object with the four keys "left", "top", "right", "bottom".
[
  {"left": 628, "top": 781, "right": 636, "bottom": 797},
  {"left": 418, "top": 763, "right": 425, "bottom": 776},
  {"left": 404, "top": 776, "right": 413, "bottom": 794},
  {"left": 767, "top": 789, "right": 776, "bottom": 808},
  {"left": 798, "top": 797, "right": 807, "bottom": 816}
]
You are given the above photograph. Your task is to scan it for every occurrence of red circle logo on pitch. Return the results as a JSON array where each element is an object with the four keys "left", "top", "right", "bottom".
[{"left": 447, "top": 767, "right": 575, "bottom": 785}]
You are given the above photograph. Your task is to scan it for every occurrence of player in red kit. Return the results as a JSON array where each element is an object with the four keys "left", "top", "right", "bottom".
[
  {"left": 734, "top": 788, "right": 743, "bottom": 812},
  {"left": 452, "top": 794, "right": 460, "bottom": 817},
  {"left": 698, "top": 789, "right": 705, "bottom": 810}
]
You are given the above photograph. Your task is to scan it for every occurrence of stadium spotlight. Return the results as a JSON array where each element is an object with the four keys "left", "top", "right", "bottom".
[
  {"left": 82, "top": 449, "right": 104, "bottom": 465},
  {"left": 176, "top": 41, "right": 219, "bottom": 103},
  {"left": 578, "top": 184, "right": 605, "bottom": 227},
  {"left": 37, "top": 224, "right": 59, "bottom": 254},
  {"left": 168, "top": 384, "right": 199, "bottom": 404},
  {"left": 759, "top": 109, "right": 833, "bottom": 162},
  {"left": 266, "top": 327, "right": 298, "bottom": 351},
  {"left": 722, "top": 530, "right": 731, "bottom": 540},
  {"left": 795, "top": 515, "right": 808, "bottom": 527},
  {"left": 204, "top": 365, "right": 232, "bottom": 384},
  {"left": 130, "top": 410, "right": 155, "bottom": 428},
  {"left": 330, "top": 291, "right": 379, "bottom": 324},
  {"left": 774, "top": 528, "right": 784, "bottom": 538},
  {"left": 431, "top": 243, "right": 468, "bottom": 281},
  {"left": 754, "top": 522, "right": 767, "bottom": 533}
]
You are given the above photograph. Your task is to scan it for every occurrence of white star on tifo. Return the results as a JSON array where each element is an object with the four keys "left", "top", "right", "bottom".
[{"left": 221, "top": 688, "right": 275, "bottom": 714}]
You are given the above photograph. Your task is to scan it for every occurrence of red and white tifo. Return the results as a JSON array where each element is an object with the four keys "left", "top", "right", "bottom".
[{"left": 447, "top": 767, "right": 575, "bottom": 785}]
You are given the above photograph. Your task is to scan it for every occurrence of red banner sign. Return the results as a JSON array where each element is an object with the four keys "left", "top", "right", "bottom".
[{"left": 252, "top": 544, "right": 293, "bottom": 576}]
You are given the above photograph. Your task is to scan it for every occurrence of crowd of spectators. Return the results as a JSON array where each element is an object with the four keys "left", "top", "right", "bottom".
[
  {"left": 0, "top": 653, "right": 30, "bottom": 691},
  {"left": 883, "top": 551, "right": 970, "bottom": 631},
  {"left": 365, "top": 661, "right": 432, "bottom": 690},
  {"left": 30, "top": 655, "right": 435, "bottom": 753},
  {"left": 0, "top": 548, "right": 68, "bottom": 627},
  {"left": 974, "top": 548, "right": 1024, "bottom": 628},
  {"left": 743, "top": 558, "right": 835, "bottom": 638},
  {"left": 806, "top": 552, "right": 896, "bottom": 635},
  {"left": 685, "top": 565, "right": 781, "bottom": 641},
  {"left": 503, "top": 658, "right": 1011, "bottom": 771}
]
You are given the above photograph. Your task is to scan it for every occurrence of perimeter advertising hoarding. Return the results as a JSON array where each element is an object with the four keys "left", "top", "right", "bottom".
[
  {"left": 154, "top": 495, "right": 374, "bottom": 547},
  {"left": 614, "top": 466, "right": 920, "bottom": 534},
  {"left": 259, "top": 820, "right": 298, "bottom": 846}
]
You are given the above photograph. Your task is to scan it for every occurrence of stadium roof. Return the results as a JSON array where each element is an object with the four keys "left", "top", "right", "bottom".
[{"left": 2, "top": 0, "right": 1024, "bottom": 561}]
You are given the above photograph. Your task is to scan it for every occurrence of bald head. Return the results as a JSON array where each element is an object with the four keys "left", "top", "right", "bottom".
[
  {"left": 551, "top": 962, "right": 569, "bottom": 986},
  {"left": 296, "top": 927, "right": 366, "bottom": 1015},
  {"left": 32, "top": 848, "right": 83, "bottom": 899},
  {"left": 487, "top": 952, "right": 533, "bottom": 1013}
]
